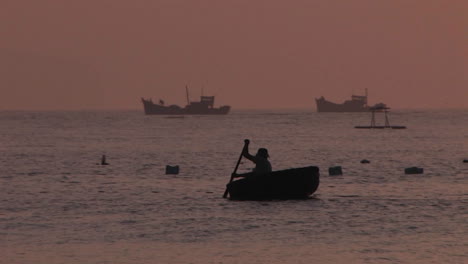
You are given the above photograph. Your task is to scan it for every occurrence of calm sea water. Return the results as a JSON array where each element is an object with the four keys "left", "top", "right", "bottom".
[{"left": 1, "top": 109, "right": 467, "bottom": 264}]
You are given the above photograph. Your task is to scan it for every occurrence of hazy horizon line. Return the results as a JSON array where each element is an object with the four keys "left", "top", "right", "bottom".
[{"left": 1, "top": 106, "right": 466, "bottom": 112}]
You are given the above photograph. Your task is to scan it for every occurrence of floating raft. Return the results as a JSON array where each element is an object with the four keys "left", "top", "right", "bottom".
[
  {"left": 355, "top": 125, "right": 406, "bottom": 129},
  {"left": 354, "top": 105, "right": 406, "bottom": 129},
  {"left": 226, "top": 166, "right": 320, "bottom": 200}
]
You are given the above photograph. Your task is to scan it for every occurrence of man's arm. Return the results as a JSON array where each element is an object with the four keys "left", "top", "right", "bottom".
[{"left": 242, "top": 140, "right": 255, "bottom": 162}]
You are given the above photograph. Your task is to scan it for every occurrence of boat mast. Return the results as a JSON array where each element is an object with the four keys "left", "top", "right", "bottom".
[
  {"left": 185, "top": 85, "right": 190, "bottom": 105},
  {"left": 365, "top": 88, "right": 368, "bottom": 107}
]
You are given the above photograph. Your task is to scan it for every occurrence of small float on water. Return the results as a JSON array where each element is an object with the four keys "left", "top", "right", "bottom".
[
  {"left": 224, "top": 166, "right": 320, "bottom": 200},
  {"left": 355, "top": 104, "right": 406, "bottom": 129},
  {"left": 100, "top": 155, "right": 109, "bottom": 165}
]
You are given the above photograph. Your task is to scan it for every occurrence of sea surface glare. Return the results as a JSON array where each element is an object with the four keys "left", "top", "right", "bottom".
[{"left": 1, "top": 109, "right": 467, "bottom": 264}]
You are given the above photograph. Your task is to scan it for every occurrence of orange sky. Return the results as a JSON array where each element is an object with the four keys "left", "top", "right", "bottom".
[{"left": 1, "top": 0, "right": 467, "bottom": 110}]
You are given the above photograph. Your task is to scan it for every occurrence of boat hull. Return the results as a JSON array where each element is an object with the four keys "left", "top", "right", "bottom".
[
  {"left": 315, "top": 97, "right": 369, "bottom": 112},
  {"left": 226, "top": 166, "right": 320, "bottom": 200}
]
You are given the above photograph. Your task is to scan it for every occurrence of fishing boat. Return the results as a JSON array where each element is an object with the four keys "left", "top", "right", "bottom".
[
  {"left": 316, "top": 94, "right": 368, "bottom": 112},
  {"left": 141, "top": 86, "right": 230, "bottom": 115},
  {"left": 315, "top": 89, "right": 387, "bottom": 112},
  {"left": 225, "top": 166, "right": 320, "bottom": 200}
]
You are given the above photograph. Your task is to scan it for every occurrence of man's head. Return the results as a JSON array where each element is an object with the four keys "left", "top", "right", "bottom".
[{"left": 256, "top": 148, "right": 269, "bottom": 159}]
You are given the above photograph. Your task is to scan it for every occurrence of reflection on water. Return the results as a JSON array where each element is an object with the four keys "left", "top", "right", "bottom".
[{"left": 1, "top": 109, "right": 467, "bottom": 264}]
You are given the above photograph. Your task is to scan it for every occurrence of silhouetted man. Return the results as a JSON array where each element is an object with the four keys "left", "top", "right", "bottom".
[{"left": 233, "top": 140, "right": 272, "bottom": 178}]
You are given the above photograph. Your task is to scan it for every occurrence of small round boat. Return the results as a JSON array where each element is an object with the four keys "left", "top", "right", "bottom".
[{"left": 226, "top": 166, "right": 320, "bottom": 200}]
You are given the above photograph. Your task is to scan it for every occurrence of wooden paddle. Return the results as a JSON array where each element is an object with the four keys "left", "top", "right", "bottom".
[{"left": 222, "top": 139, "right": 249, "bottom": 198}]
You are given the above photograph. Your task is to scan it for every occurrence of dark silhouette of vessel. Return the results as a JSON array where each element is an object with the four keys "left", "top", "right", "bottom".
[
  {"left": 225, "top": 166, "right": 320, "bottom": 200},
  {"left": 316, "top": 89, "right": 372, "bottom": 112},
  {"left": 142, "top": 86, "right": 230, "bottom": 115}
]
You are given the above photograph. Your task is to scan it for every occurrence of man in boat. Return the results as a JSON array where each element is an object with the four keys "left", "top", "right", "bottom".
[{"left": 233, "top": 140, "right": 272, "bottom": 178}]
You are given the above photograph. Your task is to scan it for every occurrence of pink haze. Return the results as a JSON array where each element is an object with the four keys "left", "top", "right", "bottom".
[{"left": 1, "top": 0, "right": 467, "bottom": 110}]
